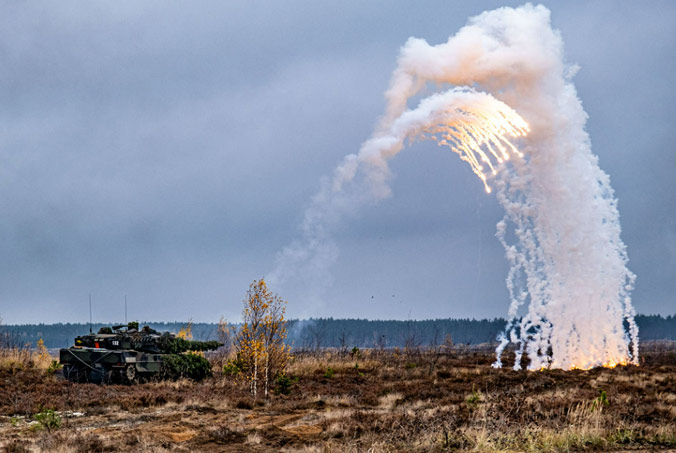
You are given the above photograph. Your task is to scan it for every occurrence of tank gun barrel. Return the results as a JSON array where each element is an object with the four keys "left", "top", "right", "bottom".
[{"left": 160, "top": 336, "right": 222, "bottom": 354}]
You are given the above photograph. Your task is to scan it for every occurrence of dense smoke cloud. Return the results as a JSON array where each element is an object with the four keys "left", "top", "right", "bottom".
[{"left": 271, "top": 4, "right": 638, "bottom": 369}]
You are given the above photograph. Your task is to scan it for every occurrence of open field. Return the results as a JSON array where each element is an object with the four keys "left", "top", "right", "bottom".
[{"left": 1, "top": 342, "right": 675, "bottom": 452}]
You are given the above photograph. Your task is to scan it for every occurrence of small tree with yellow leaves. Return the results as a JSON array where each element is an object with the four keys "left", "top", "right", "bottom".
[
  {"left": 236, "top": 279, "right": 290, "bottom": 399},
  {"left": 36, "top": 338, "right": 49, "bottom": 360},
  {"left": 177, "top": 320, "right": 193, "bottom": 340}
]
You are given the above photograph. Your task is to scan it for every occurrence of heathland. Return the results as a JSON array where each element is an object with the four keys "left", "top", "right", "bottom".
[{"left": 0, "top": 341, "right": 674, "bottom": 452}]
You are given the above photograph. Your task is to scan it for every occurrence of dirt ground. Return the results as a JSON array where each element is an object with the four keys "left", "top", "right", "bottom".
[{"left": 1, "top": 342, "right": 675, "bottom": 452}]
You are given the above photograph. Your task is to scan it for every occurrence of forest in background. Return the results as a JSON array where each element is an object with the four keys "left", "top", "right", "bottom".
[{"left": 2, "top": 314, "right": 674, "bottom": 349}]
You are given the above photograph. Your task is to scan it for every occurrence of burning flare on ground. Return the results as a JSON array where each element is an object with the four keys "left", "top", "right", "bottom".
[{"left": 271, "top": 4, "right": 638, "bottom": 371}]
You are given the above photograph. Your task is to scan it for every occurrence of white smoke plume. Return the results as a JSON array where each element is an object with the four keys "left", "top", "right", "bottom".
[{"left": 270, "top": 4, "right": 638, "bottom": 370}]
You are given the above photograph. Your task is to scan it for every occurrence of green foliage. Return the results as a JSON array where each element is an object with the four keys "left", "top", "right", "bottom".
[
  {"left": 128, "top": 321, "right": 139, "bottom": 330},
  {"left": 46, "top": 360, "right": 62, "bottom": 375},
  {"left": 160, "top": 335, "right": 222, "bottom": 354},
  {"left": 405, "top": 362, "right": 417, "bottom": 369},
  {"left": 188, "top": 340, "right": 222, "bottom": 351},
  {"left": 274, "top": 373, "right": 298, "bottom": 395},
  {"left": 10, "top": 416, "right": 20, "bottom": 427},
  {"left": 324, "top": 367, "right": 334, "bottom": 379},
  {"left": 592, "top": 389, "right": 609, "bottom": 411},
  {"left": 34, "top": 408, "right": 61, "bottom": 432},
  {"left": 612, "top": 428, "right": 636, "bottom": 444},
  {"left": 351, "top": 347, "right": 361, "bottom": 359},
  {"left": 466, "top": 385, "right": 483, "bottom": 409},
  {"left": 160, "top": 335, "right": 189, "bottom": 354},
  {"left": 650, "top": 429, "right": 676, "bottom": 446},
  {"left": 162, "top": 353, "right": 213, "bottom": 381},
  {"left": 223, "top": 358, "right": 243, "bottom": 376}
]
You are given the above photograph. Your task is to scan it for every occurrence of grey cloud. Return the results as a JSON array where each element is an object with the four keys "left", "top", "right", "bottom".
[{"left": 0, "top": 1, "right": 673, "bottom": 323}]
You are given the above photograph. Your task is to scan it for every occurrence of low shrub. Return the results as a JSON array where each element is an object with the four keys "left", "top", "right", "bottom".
[
  {"left": 235, "top": 399, "right": 253, "bottom": 409},
  {"left": 592, "top": 389, "right": 609, "bottom": 411},
  {"left": 4, "top": 440, "right": 30, "bottom": 453},
  {"left": 465, "top": 386, "right": 483, "bottom": 409},
  {"left": 162, "top": 353, "right": 213, "bottom": 381},
  {"left": 34, "top": 408, "right": 61, "bottom": 432},
  {"left": 223, "top": 358, "right": 244, "bottom": 376},
  {"left": 46, "top": 360, "right": 62, "bottom": 375},
  {"left": 274, "top": 373, "right": 298, "bottom": 395},
  {"left": 208, "top": 425, "right": 246, "bottom": 444}
]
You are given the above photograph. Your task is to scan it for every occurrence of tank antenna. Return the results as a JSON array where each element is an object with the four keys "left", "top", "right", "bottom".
[
  {"left": 125, "top": 295, "right": 128, "bottom": 324},
  {"left": 89, "top": 294, "right": 93, "bottom": 334}
]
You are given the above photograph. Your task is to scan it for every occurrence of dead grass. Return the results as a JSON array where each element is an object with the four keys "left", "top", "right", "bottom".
[
  {"left": 0, "top": 342, "right": 674, "bottom": 451},
  {"left": 0, "top": 347, "right": 53, "bottom": 373}
]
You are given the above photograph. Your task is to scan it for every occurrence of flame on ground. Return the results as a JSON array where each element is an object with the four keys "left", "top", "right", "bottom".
[
  {"left": 535, "top": 359, "right": 633, "bottom": 372},
  {"left": 571, "top": 360, "right": 632, "bottom": 370}
]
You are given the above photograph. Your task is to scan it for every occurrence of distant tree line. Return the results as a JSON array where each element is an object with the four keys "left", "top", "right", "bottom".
[
  {"left": 285, "top": 318, "right": 506, "bottom": 350},
  {"left": 286, "top": 315, "right": 676, "bottom": 349},
  {"left": 2, "top": 314, "right": 674, "bottom": 349}
]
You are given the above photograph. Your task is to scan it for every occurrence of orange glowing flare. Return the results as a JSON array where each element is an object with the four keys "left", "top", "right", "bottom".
[
  {"left": 421, "top": 100, "right": 529, "bottom": 192},
  {"left": 533, "top": 359, "right": 633, "bottom": 372}
]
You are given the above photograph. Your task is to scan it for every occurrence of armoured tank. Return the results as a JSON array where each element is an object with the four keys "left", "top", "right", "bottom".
[{"left": 59, "top": 322, "right": 221, "bottom": 384}]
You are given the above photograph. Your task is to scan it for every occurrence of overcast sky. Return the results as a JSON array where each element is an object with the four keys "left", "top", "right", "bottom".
[{"left": 0, "top": 1, "right": 674, "bottom": 324}]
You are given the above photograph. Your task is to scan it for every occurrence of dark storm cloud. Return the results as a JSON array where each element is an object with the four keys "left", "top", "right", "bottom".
[{"left": 0, "top": 1, "right": 673, "bottom": 323}]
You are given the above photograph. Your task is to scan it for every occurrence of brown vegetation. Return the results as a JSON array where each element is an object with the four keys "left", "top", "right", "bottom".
[
  {"left": 0, "top": 342, "right": 674, "bottom": 452},
  {"left": 0, "top": 343, "right": 53, "bottom": 375}
]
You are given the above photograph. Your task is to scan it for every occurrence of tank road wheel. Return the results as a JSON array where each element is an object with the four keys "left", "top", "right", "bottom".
[
  {"left": 64, "top": 364, "right": 84, "bottom": 383},
  {"left": 124, "top": 364, "right": 138, "bottom": 385},
  {"left": 108, "top": 368, "right": 123, "bottom": 384},
  {"left": 62, "top": 364, "right": 71, "bottom": 381},
  {"left": 102, "top": 369, "right": 114, "bottom": 385},
  {"left": 63, "top": 364, "right": 74, "bottom": 382},
  {"left": 86, "top": 368, "right": 105, "bottom": 384}
]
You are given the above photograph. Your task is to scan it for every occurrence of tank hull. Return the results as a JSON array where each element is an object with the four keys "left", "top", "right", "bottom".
[{"left": 59, "top": 347, "right": 164, "bottom": 384}]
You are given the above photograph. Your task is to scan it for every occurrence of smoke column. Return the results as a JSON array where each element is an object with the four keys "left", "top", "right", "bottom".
[{"left": 270, "top": 4, "right": 638, "bottom": 370}]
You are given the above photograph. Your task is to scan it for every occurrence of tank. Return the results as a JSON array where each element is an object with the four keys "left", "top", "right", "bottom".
[{"left": 59, "top": 322, "right": 221, "bottom": 384}]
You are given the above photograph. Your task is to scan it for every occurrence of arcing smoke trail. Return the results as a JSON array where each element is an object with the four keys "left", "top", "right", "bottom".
[{"left": 271, "top": 4, "right": 638, "bottom": 370}]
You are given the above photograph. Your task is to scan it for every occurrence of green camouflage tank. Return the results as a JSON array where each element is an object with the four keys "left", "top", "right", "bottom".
[{"left": 59, "top": 322, "right": 221, "bottom": 384}]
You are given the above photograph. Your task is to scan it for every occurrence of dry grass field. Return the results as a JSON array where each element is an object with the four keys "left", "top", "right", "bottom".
[{"left": 1, "top": 342, "right": 675, "bottom": 452}]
